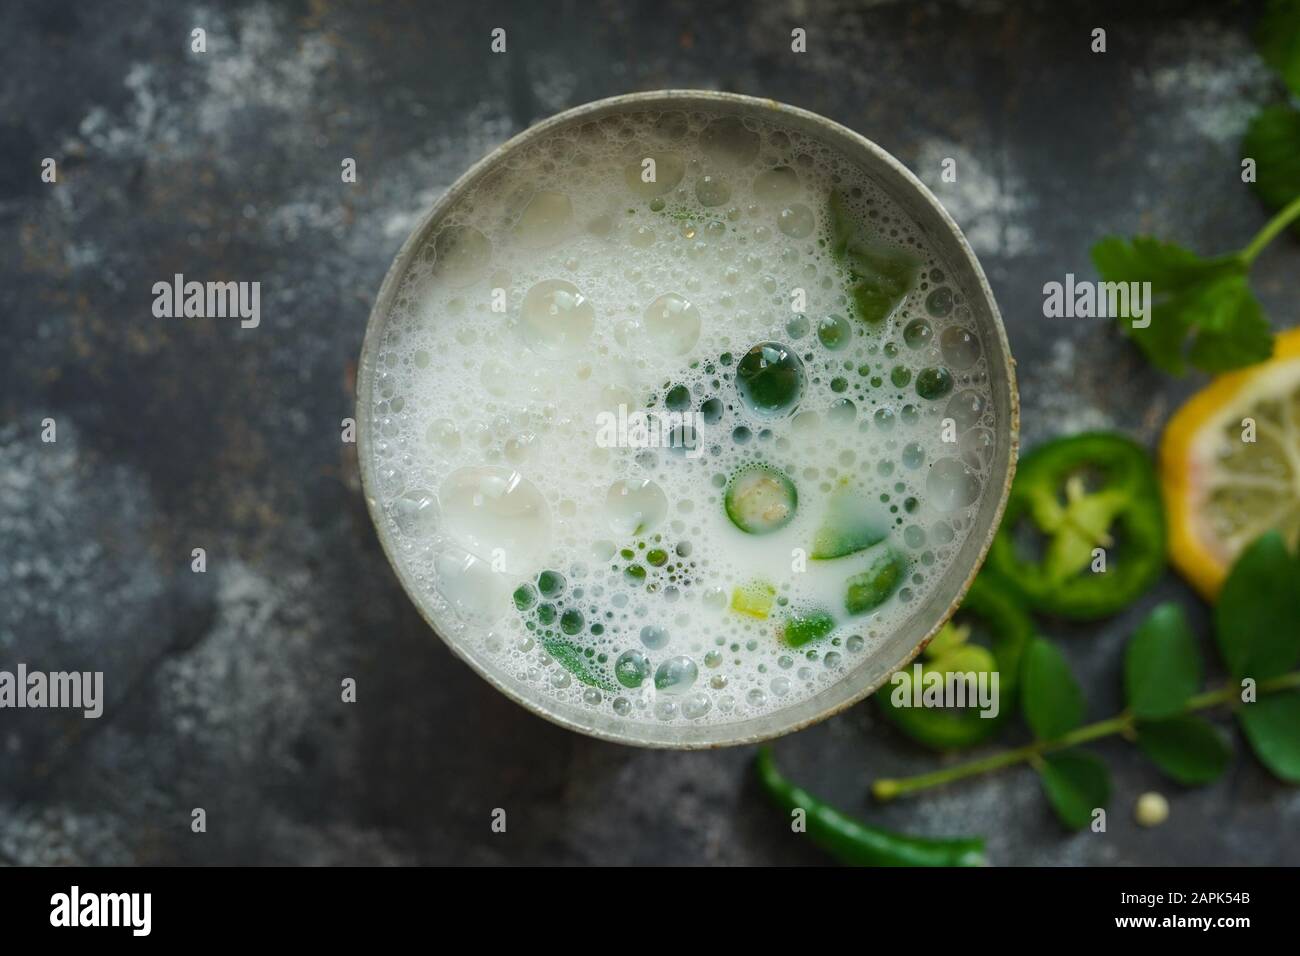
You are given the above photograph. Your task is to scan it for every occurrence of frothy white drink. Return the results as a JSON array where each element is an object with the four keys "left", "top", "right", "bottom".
[{"left": 363, "top": 108, "right": 997, "bottom": 729}]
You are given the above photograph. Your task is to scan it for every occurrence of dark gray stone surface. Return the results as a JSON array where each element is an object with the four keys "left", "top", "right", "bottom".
[{"left": 2, "top": 0, "right": 1297, "bottom": 865}]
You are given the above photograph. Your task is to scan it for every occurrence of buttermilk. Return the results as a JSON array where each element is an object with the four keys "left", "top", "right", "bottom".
[{"left": 364, "top": 108, "right": 997, "bottom": 727}]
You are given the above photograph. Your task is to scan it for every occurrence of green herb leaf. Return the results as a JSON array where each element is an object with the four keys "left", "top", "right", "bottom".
[
  {"left": 540, "top": 635, "right": 616, "bottom": 692},
  {"left": 1180, "top": 275, "right": 1274, "bottom": 372},
  {"left": 1037, "top": 751, "right": 1109, "bottom": 830},
  {"left": 1022, "top": 638, "right": 1084, "bottom": 740},
  {"left": 1090, "top": 237, "right": 1270, "bottom": 374},
  {"left": 1241, "top": 104, "right": 1300, "bottom": 233},
  {"left": 1135, "top": 716, "right": 1231, "bottom": 784},
  {"left": 1237, "top": 690, "right": 1300, "bottom": 783},
  {"left": 1124, "top": 603, "right": 1202, "bottom": 719},
  {"left": 828, "top": 190, "right": 919, "bottom": 326},
  {"left": 1214, "top": 531, "right": 1300, "bottom": 681},
  {"left": 781, "top": 610, "right": 836, "bottom": 648},
  {"left": 1257, "top": 0, "right": 1300, "bottom": 96}
]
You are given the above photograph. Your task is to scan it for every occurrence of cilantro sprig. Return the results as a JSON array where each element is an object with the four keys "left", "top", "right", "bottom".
[
  {"left": 871, "top": 532, "right": 1300, "bottom": 829},
  {"left": 1091, "top": 0, "right": 1300, "bottom": 375},
  {"left": 1089, "top": 232, "right": 1281, "bottom": 375}
]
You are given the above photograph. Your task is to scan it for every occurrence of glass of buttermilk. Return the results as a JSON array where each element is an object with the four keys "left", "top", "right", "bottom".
[{"left": 358, "top": 92, "right": 1018, "bottom": 747}]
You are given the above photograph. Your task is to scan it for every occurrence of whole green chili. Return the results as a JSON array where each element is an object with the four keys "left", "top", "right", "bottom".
[{"left": 755, "top": 748, "right": 987, "bottom": 867}]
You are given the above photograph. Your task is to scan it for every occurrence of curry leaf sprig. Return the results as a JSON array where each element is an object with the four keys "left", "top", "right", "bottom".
[
  {"left": 871, "top": 532, "right": 1300, "bottom": 829},
  {"left": 1091, "top": 0, "right": 1300, "bottom": 376}
]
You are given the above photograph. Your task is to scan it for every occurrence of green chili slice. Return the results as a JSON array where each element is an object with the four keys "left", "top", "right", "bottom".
[
  {"left": 781, "top": 609, "right": 837, "bottom": 647},
  {"left": 985, "top": 432, "right": 1165, "bottom": 619},
  {"left": 877, "top": 574, "right": 1034, "bottom": 750},
  {"left": 725, "top": 464, "right": 797, "bottom": 534},
  {"left": 844, "top": 547, "right": 905, "bottom": 614}
]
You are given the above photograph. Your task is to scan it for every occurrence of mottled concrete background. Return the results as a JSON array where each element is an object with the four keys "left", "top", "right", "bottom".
[{"left": 2, "top": 0, "right": 1297, "bottom": 865}]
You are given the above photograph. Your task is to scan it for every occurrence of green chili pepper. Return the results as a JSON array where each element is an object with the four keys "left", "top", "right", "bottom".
[
  {"left": 781, "top": 609, "right": 836, "bottom": 647},
  {"left": 844, "top": 548, "right": 905, "bottom": 614},
  {"left": 754, "top": 748, "right": 987, "bottom": 867},
  {"left": 877, "top": 575, "right": 1034, "bottom": 750},
  {"left": 985, "top": 432, "right": 1165, "bottom": 620}
]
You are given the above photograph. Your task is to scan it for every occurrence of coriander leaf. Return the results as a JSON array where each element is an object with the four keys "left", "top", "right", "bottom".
[
  {"left": 1182, "top": 275, "right": 1274, "bottom": 372},
  {"left": 1125, "top": 603, "right": 1202, "bottom": 719},
  {"left": 1135, "top": 716, "right": 1231, "bottom": 784},
  {"left": 1237, "top": 690, "right": 1300, "bottom": 783},
  {"left": 1037, "top": 751, "right": 1109, "bottom": 830},
  {"left": 1088, "top": 237, "right": 1197, "bottom": 372},
  {"left": 1091, "top": 236, "right": 1269, "bottom": 374},
  {"left": 1090, "top": 235, "right": 1215, "bottom": 303},
  {"left": 828, "top": 189, "right": 919, "bottom": 325},
  {"left": 1022, "top": 637, "right": 1084, "bottom": 740},
  {"left": 1257, "top": 0, "right": 1300, "bottom": 97},
  {"left": 1241, "top": 104, "right": 1300, "bottom": 232},
  {"left": 1214, "top": 531, "right": 1300, "bottom": 681}
]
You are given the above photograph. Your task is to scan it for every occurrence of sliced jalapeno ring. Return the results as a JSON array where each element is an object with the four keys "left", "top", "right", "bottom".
[
  {"left": 725, "top": 464, "right": 797, "bottom": 534},
  {"left": 985, "top": 432, "right": 1165, "bottom": 620},
  {"left": 877, "top": 575, "right": 1034, "bottom": 750}
]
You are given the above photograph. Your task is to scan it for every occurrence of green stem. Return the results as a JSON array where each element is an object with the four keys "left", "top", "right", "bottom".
[
  {"left": 872, "top": 670, "right": 1300, "bottom": 801},
  {"left": 1240, "top": 193, "right": 1300, "bottom": 265}
]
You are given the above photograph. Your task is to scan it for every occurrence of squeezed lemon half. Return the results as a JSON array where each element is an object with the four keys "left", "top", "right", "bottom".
[{"left": 1161, "top": 327, "right": 1300, "bottom": 600}]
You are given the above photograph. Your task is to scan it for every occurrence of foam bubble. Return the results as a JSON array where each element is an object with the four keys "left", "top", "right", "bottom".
[{"left": 519, "top": 279, "right": 595, "bottom": 355}]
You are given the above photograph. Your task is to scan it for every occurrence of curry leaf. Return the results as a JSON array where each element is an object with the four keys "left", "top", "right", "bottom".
[
  {"left": 1237, "top": 691, "right": 1300, "bottom": 783},
  {"left": 1135, "top": 716, "right": 1231, "bottom": 784},
  {"left": 1022, "top": 638, "right": 1084, "bottom": 740},
  {"left": 1125, "top": 603, "right": 1201, "bottom": 719},
  {"left": 1037, "top": 751, "right": 1109, "bottom": 830},
  {"left": 1214, "top": 531, "right": 1300, "bottom": 681}
]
